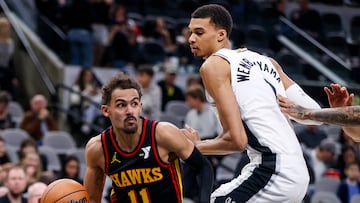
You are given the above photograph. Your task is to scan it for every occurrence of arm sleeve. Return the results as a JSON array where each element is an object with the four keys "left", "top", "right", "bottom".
[
  {"left": 285, "top": 84, "right": 323, "bottom": 125},
  {"left": 183, "top": 147, "right": 214, "bottom": 203}
]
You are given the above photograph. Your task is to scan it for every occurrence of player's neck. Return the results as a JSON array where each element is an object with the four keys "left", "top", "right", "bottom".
[{"left": 205, "top": 40, "right": 231, "bottom": 59}]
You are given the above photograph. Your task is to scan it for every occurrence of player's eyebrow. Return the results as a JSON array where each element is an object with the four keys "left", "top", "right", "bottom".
[
  {"left": 191, "top": 27, "right": 205, "bottom": 32},
  {"left": 114, "top": 97, "right": 140, "bottom": 103}
]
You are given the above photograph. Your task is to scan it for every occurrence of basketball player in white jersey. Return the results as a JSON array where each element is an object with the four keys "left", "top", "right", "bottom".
[{"left": 183, "top": 4, "right": 323, "bottom": 203}]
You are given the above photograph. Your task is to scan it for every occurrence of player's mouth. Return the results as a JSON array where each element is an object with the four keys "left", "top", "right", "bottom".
[
  {"left": 125, "top": 116, "right": 136, "bottom": 124},
  {"left": 190, "top": 47, "right": 199, "bottom": 53}
]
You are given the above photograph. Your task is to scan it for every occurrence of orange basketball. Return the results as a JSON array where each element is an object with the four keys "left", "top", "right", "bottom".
[{"left": 40, "top": 179, "right": 89, "bottom": 203}]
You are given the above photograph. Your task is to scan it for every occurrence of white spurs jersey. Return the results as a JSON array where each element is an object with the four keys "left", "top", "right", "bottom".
[{"left": 212, "top": 48, "right": 303, "bottom": 156}]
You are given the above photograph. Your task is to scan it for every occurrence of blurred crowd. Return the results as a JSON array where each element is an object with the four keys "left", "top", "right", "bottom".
[{"left": 0, "top": 0, "right": 360, "bottom": 202}]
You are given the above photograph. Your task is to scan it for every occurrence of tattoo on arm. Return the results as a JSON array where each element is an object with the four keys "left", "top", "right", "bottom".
[{"left": 306, "top": 106, "right": 360, "bottom": 126}]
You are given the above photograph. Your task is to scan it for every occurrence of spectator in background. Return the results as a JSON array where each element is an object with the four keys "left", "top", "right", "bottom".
[
  {"left": 186, "top": 75, "right": 202, "bottom": 89},
  {"left": 157, "top": 59, "right": 184, "bottom": 111},
  {"left": 0, "top": 17, "right": 18, "bottom": 99},
  {"left": 296, "top": 125, "right": 327, "bottom": 150},
  {"left": 62, "top": 0, "right": 94, "bottom": 67},
  {"left": 290, "top": 0, "right": 322, "bottom": 41},
  {"left": 106, "top": 4, "right": 139, "bottom": 72},
  {"left": 70, "top": 68, "right": 102, "bottom": 135},
  {"left": 20, "top": 152, "right": 43, "bottom": 187},
  {"left": 18, "top": 139, "right": 47, "bottom": 172},
  {"left": 0, "top": 91, "right": 15, "bottom": 132},
  {"left": 136, "top": 65, "right": 162, "bottom": 120},
  {"left": 184, "top": 84, "right": 222, "bottom": 140},
  {"left": 20, "top": 94, "right": 58, "bottom": 145},
  {"left": 306, "top": 138, "right": 341, "bottom": 184},
  {"left": 153, "top": 17, "right": 175, "bottom": 53},
  {"left": 142, "top": 16, "right": 176, "bottom": 54},
  {"left": 56, "top": 155, "right": 82, "bottom": 184},
  {"left": 90, "top": 0, "right": 113, "bottom": 66},
  {"left": 336, "top": 145, "right": 359, "bottom": 180},
  {"left": 337, "top": 162, "right": 360, "bottom": 203},
  {"left": 26, "top": 181, "right": 47, "bottom": 203},
  {"left": 0, "top": 166, "right": 27, "bottom": 203},
  {"left": 0, "top": 138, "right": 15, "bottom": 186}
]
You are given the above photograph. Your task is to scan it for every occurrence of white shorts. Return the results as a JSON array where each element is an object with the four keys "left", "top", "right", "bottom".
[{"left": 211, "top": 153, "right": 309, "bottom": 203}]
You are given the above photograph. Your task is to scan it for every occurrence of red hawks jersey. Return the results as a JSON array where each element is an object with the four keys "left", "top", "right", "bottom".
[{"left": 101, "top": 118, "right": 183, "bottom": 203}]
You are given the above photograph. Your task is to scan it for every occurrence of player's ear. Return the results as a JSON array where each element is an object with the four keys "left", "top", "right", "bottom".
[
  {"left": 217, "top": 29, "right": 226, "bottom": 42},
  {"left": 101, "top": 105, "right": 109, "bottom": 117}
]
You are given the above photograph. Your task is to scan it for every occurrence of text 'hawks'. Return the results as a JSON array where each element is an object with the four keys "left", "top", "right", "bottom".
[{"left": 110, "top": 167, "right": 163, "bottom": 187}]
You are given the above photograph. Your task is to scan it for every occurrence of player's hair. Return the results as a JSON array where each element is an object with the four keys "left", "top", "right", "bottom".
[
  {"left": 191, "top": 4, "right": 232, "bottom": 37},
  {"left": 185, "top": 84, "right": 206, "bottom": 102},
  {"left": 101, "top": 72, "right": 142, "bottom": 105}
]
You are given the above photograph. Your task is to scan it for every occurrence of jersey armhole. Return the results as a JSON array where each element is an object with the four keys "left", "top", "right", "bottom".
[{"left": 101, "top": 131, "right": 110, "bottom": 175}]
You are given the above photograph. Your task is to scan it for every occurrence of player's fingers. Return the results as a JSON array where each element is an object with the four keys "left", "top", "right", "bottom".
[
  {"left": 346, "top": 93, "right": 354, "bottom": 106},
  {"left": 324, "top": 87, "right": 333, "bottom": 96}
]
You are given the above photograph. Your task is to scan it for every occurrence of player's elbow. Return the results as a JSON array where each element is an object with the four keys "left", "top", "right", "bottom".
[
  {"left": 235, "top": 141, "right": 247, "bottom": 152},
  {"left": 232, "top": 135, "right": 248, "bottom": 152}
]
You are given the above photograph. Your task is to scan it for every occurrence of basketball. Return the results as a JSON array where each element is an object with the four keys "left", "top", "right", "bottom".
[{"left": 40, "top": 179, "right": 89, "bottom": 203}]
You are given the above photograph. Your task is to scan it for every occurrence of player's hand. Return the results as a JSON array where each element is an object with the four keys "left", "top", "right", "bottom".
[
  {"left": 324, "top": 83, "right": 354, "bottom": 108},
  {"left": 181, "top": 124, "right": 200, "bottom": 144},
  {"left": 277, "top": 95, "right": 306, "bottom": 120}
]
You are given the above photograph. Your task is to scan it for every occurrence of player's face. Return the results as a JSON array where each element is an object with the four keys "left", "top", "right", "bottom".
[
  {"left": 188, "top": 17, "right": 220, "bottom": 59},
  {"left": 102, "top": 88, "right": 142, "bottom": 134}
]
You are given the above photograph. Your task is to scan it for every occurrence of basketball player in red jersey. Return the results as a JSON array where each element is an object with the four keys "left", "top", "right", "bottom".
[{"left": 84, "top": 72, "right": 213, "bottom": 203}]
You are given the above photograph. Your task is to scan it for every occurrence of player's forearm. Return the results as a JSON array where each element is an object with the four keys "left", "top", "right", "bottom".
[
  {"left": 303, "top": 106, "right": 360, "bottom": 126},
  {"left": 196, "top": 136, "right": 242, "bottom": 155}
]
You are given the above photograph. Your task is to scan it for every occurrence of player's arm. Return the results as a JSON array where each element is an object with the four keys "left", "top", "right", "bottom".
[
  {"left": 84, "top": 136, "right": 106, "bottom": 203},
  {"left": 270, "top": 58, "right": 322, "bottom": 125},
  {"left": 156, "top": 122, "right": 213, "bottom": 203},
  {"left": 279, "top": 95, "right": 360, "bottom": 125},
  {"left": 278, "top": 95, "right": 360, "bottom": 141},
  {"left": 197, "top": 56, "right": 248, "bottom": 154}
]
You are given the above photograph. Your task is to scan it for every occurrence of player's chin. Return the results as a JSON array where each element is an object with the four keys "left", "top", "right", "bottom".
[
  {"left": 124, "top": 125, "right": 138, "bottom": 134},
  {"left": 193, "top": 52, "right": 204, "bottom": 59}
]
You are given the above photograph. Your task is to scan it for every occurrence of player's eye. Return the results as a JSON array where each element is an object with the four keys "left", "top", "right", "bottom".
[
  {"left": 131, "top": 101, "right": 139, "bottom": 107},
  {"left": 195, "top": 31, "right": 203, "bottom": 36},
  {"left": 117, "top": 103, "right": 126, "bottom": 108}
]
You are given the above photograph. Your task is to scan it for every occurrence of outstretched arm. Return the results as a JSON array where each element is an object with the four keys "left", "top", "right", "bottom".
[
  {"left": 278, "top": 95, "right": 360, "bottom": 126},
  {"left": 278, "top": 95, "right": 360, "bottom": 142}
]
